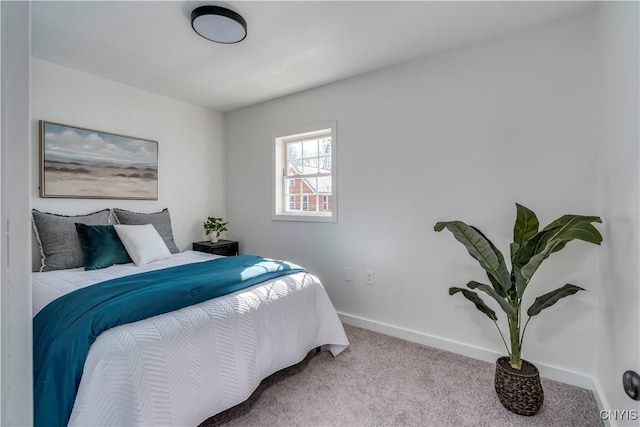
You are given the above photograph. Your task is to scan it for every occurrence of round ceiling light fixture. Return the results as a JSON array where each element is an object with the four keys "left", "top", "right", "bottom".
[{"left": 191, "top": 5, "right": 247, "bottom": 44}]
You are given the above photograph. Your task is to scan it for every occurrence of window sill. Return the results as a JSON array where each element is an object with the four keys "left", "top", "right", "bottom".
[{"left": 272, "top": 213, "right": 336, "bottom": 223}]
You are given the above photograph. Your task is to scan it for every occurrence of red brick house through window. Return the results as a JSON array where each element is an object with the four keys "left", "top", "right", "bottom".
[{"left": 286, "top": 164, "right": 333, "bottom": 213}]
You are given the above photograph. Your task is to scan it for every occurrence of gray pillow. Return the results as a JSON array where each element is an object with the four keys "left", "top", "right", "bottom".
[
  {"left": 32, "top": 209, "right": 113, "bottom": 272},
  {"left": 112, "top": 208, "right": 180, "bottom": 254}
]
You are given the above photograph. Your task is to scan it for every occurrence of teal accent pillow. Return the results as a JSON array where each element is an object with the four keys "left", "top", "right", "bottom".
[{"left": 75, "top": 223, "right": 132, "bottom": 271}]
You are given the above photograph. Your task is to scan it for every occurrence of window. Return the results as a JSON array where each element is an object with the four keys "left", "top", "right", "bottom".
[{"left": 273, "top": 122, "right": 336, "bottom": 222}]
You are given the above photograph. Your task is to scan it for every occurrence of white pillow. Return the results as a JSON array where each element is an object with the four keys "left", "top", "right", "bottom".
[{"left": 114, "top": 224, "right": 172, "bottom": 266}]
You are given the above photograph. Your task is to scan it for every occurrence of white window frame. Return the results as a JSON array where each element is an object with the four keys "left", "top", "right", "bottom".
[{"left": 272, "top": 121, "right": 337, "bottom": 222}]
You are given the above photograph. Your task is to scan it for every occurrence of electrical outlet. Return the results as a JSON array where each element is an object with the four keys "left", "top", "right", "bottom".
[
  {"left": 344, "top": 267, "right": 353, "bottom": 282},
  {"left": 366, "top": 270, "right": 374, "bottom": 285}
]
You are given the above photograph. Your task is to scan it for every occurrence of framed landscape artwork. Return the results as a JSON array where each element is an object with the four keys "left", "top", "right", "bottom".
[{"left": 39, "top": 121, "right": 158, "bottom": 200}]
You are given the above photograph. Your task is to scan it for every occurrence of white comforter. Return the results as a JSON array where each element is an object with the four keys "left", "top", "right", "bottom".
[{"left": 32, "top": 251, "right": 349, "bottom": 426}]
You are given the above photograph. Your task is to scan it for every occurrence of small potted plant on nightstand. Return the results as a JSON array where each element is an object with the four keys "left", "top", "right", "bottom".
[{"left": 203, "top": 216, "right": 228, "bottom": 243}]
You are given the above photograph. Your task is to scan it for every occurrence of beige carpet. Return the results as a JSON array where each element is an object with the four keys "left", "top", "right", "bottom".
[{"left": 201, "top": 324, "right": 603, "bottom": 427}]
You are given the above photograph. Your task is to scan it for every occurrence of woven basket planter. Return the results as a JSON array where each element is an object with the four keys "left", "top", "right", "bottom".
[{"left": 494, "top": 357, "right": 544, "bottom": 416}]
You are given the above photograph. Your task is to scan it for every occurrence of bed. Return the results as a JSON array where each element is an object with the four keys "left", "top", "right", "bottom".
[{"left": 31, "top": 209, "right": 349, "bottom": 427}]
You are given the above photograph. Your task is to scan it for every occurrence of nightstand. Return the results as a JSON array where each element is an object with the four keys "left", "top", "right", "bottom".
[{"left": 192, "top": 240, "right": 239, "bottom": 257}]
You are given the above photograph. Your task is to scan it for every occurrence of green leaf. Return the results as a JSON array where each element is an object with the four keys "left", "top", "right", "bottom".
[
  {"left": 513, "top": 203, "right": 539, "bottom": 247},
  {"left": 472, "top": 226, "right": 509, "bottom": 297},
  {"left": 542, "top": 215, "right": 602, "bottom": 233},
  {"left": 521, "top": 215, "right": 603, "bottom": 283},
  {"left": 512, "top": 230, "right": 553, "bottom": 296},
  {"left": 527, "top": 284, "right": 585, "bottom": 316},
  {"left": 510, "top": 242, "right": 520, "bottom": 264},
  {"left": 466, "top": 281, "right": 515, "bottom": 316},
  {"left": 449, "top": 287, "right": 497, "bottom": 321},
  {"left": 486, "top": 271, "right": 506, "bottom": 299},
  {"left": 435, "top": 221, "right": 510, "bottom": 292}
]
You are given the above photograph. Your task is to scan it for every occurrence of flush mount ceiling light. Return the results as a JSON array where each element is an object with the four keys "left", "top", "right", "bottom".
[{"left": 191, "top": 5, "right": 247, "bottom": 44}]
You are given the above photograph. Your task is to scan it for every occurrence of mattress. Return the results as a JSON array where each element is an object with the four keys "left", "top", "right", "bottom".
[{"left": 32, "top": 251, "right": 349, "bottom": 426}]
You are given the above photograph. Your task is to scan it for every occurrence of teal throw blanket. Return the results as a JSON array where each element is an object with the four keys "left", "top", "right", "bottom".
[{"left": 33, "top": 255, "right": 305, "bottom": 427}]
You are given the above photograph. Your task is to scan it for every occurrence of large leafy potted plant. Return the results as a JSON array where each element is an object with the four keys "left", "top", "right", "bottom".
[{"left": 434, "top": 203, "right": 602, "bottom": 415}]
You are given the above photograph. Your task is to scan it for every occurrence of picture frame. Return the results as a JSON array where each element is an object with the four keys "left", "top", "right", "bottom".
[{"left": 39, "top": 121, "right": 159, "bottom": 200}]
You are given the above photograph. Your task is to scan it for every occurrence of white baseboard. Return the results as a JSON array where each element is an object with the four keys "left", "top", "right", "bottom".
[{"left": 337, "top": 311, "right": 600, "bottom": 392}]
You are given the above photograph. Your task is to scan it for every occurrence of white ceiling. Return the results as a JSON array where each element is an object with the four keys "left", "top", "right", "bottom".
[{"left": 32, "top": 1, "right": 593, "bottom": 113}]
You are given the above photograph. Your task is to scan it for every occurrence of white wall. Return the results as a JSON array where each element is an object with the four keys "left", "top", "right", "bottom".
[
  {"left": 596, "top": 2, "right": 640, "bottom": 424},
  {"left": 1, "top": 2, "right": 33, "bottom": 424},
  {"left": 225, "top": 11, "right": 602, "bottom": 384},
  {"left": 31, "top": 59, "right": 226, "bottom": 258}
]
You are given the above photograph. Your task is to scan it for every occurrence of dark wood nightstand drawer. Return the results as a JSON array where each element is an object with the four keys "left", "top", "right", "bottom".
[{"left": 192, "top": 240, "right": 239, "bottom": 257}]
